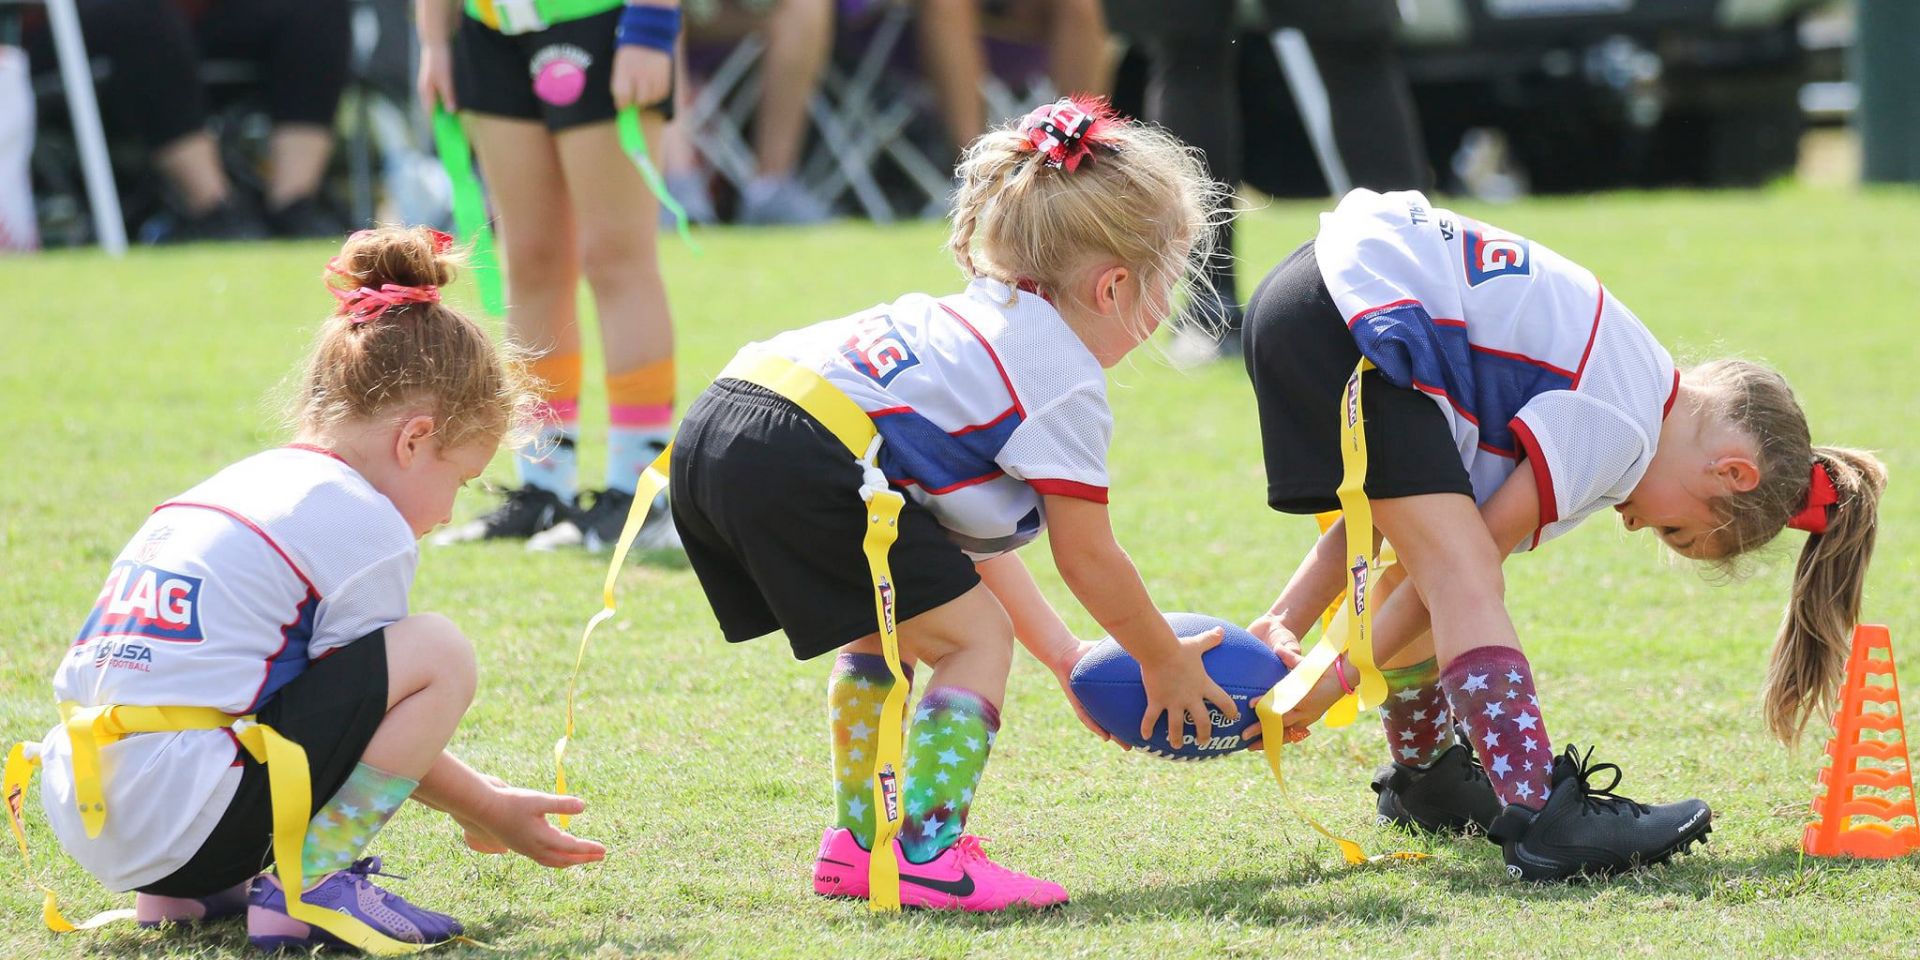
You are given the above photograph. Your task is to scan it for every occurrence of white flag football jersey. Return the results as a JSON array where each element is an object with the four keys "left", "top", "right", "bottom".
[
  {"left": 37, "top": 446, "right": 417, "bottom": 890},
  {"left": 752, "top": 278, "right": 1111, "bottom": 560},
  {"left": 1315, "top": 189, "right": 1678, "bottom": 550}
]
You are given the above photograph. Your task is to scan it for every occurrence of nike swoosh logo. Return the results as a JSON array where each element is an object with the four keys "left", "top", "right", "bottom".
[
  {"left": 898, "top": 869, "right": 974, "bottom": 897},
  {"left": 817, "top": 857, "right": 858, "bottom": 869}
]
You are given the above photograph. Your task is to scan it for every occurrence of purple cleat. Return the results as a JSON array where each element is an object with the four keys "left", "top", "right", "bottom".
[
  {"left": 135, "top": 882, "right": 249, "bottom": 928},
  {"left": 246, "top": 858, "right": 463, "bottom": 952}
]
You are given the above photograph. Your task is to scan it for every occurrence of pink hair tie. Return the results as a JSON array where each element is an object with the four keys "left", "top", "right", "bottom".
[
  {"left": 1786, "top": 459, "right": 1839, "bottom": 535},
  {"left": 324, "top": 253, "right": 442, "bottom": 324},
  {"left": 1019, "top": 96, "right": 1113, "bottom": 172}
]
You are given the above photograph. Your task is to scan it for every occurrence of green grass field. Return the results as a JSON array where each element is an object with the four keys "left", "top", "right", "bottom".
[{"left": 5, "top": 187, "right": 1920, "bottom": 959}]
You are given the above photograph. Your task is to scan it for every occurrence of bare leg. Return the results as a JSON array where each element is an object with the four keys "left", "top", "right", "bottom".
[
  {"left": 916, "top": 0, "right": 988, "bottom": 150},
  {"left": 154, "top": 132, "right": 231, "bottom": 214},
  {"left": 465, "top": 115, "right": 582, "bottom": 358},
  {"left": 842, "top": 582, "right": 1015, "bottom": 706},
  {"left": 359, "top": 614, "right": 479, "bottom": 778},
  {"left": 755, "top": 0, "right": 833, "bottom": 177},
  {"left": 1042, "top": 0, "right": 1109, "bottom": 97},
  {"left": 1370, "top": 493, "right": 1517, "bottom": 666},
  {"left": 265, "top": 124, "right": 336, "bottom": 208},
  {"left": 555, "top": 118, "right": 672, "bottom": 372}
]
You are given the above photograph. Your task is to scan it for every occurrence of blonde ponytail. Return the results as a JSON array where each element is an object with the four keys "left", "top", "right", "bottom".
[{"left": 1763, "top": 446, "right": 1887, "bottom": 743}]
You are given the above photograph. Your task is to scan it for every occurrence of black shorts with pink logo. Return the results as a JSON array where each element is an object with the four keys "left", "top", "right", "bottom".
[{"left": 452, "top": 8, "right": 673, "bottom": 132}]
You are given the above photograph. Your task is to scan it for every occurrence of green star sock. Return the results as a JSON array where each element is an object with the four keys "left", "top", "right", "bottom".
[
  {"left": 898, "top": 686, "right": 999, "bottom": 864},
  {"left": 300, "top": 762, "right": 417, "bottom": 887}
]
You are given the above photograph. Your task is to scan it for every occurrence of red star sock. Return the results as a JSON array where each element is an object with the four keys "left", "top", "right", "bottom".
[{"left": 1441, "top": 646, "right": 1555, "bottom": 809}]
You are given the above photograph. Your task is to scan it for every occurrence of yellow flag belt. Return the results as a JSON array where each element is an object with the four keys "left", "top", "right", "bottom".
[
  {"left": 553, "top": 351, "right": 915, "bottom": 912},
  {"left": 1252, "top": 358, "right": 1426, "bottom": 865},
  {"left": 6, "top": 703, "right": 444, "bottom": 954}
]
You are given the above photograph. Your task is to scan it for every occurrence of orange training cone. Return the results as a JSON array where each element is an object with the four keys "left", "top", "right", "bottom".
[{"left": 1803, "top": 624, "right": 1920, "bottom": 858}]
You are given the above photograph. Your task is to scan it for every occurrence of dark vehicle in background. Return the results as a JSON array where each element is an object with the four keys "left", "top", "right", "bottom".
[{"left": 1396, "top": 0, "right": 1834, "bottom": 191}]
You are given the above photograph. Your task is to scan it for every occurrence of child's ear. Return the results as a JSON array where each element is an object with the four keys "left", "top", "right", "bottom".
[
  {"left": 393, "top": 415, "right": 438, "bottom": 469},
  {"left": 1091, "top": 264, "right": 1129, "bottom": 315},
  {"left": 1713, "top": 455, "right": 1761, "bottom": 494}
]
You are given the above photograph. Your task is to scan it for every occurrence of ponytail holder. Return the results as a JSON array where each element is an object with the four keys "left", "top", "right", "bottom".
[
  {"left": 324, "top": 255, "right": 441, "bottom": 324},
  {"left": 1020, "top": 97, "right": 1102, "bottom": 172},
  {"left": 1786, "top": 459, "right": 1838, "bottom": 535},
  {"left": 427, "top": 228, "right": 455, "bottom": 254}
]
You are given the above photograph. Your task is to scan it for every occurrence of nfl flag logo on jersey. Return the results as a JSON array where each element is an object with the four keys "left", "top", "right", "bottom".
[{"left": 1462, "top": 223, "right": 1531, "bottom": 287}]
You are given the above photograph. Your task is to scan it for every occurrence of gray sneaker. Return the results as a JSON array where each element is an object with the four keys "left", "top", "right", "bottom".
[{"left": 739, "top": 175, "right": 830, "bottom": 226}]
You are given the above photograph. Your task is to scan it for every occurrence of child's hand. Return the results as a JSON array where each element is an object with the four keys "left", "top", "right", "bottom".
[
  {"left": 466, "top": 782, "right": 608, "bottom": 869},
  {"left": 1137, "top": 627, "right": 1238, "bottom": 751},
  {"left": 1247, "top": 614, "right": 1305, "bottom": 668},
  {"left": 416, "top": 41, "right": 456, "bottom": 113},
  {"left": 610, "top": 47, "right": 672, "bottom": 110},
  {"left": 1045, "top": 639, "right": 1130, "bottom": 750}
]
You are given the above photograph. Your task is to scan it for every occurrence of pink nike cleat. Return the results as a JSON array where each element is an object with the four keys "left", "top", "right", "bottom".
[
  {"left": 810, "top": 829, "right": 1067, "bottom": 911},
  {"left": 812, "top": 828, "right": 870, "bottom": 898}
]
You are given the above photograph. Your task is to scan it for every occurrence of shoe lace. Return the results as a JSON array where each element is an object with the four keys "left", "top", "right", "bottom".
[
  {"left": 343, "top": 857, "right": 408, "bottom": 883},
  {"left": 952, "top": 835, "right": 992, "bottom": 865},
  {"left": 1561, "top": 745, "right": 1650, "bottom": 817}
]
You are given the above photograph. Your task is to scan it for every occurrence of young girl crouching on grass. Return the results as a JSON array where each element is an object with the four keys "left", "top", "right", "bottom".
[
  {"left": 1242, "top": 188, "right": 1885, "bottom": 882},
  {"left": 22, "top": 227, "right": 605, "bottom": 951},
  {"left": 668, "top": 99, "right": 1231, "bottom": 911}
]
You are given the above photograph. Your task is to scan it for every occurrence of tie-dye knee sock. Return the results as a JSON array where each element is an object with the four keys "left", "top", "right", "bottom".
[
  {"left": 828, "top": 651, "right": 912, "bottom": 849},
  {"left": 300, "top": 762, "right": 417, "bottom": 887},
  {"left": 898, "top": 686, "right": 999, "bottom": 864},
  {"left": 1380, "top": 657, "right": 1454, "bottom": 768}
]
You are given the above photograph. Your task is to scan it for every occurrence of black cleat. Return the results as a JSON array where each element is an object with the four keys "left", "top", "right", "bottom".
[
  {"left": 530, "top": 487, "right": 681, "bottom": 553},
  {"left": 1490, "top": 745, "right": 1712, "bottom": 882},
  {"left": 1372, "top": 742, "right": 1503, "bottom": 836},
  {"left": 433, "top": 483, "right": 568, "bottom": 544}
]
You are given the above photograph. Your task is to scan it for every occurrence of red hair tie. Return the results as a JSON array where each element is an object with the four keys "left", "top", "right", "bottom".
[
  {"left": 1019, "top": 97, "right": 1113, "bottom": 172},
  {"left": 324, "top": 255, "right": 441, "bottom": 325},
  {"left": 1786, "top": 459, "right": 1838, "bottom": 535}
]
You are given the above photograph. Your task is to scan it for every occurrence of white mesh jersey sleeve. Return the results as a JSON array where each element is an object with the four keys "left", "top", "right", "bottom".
[
  {"left": 1510, "top": 391, "right": 1652, "bottom": 547},
  {"left": 308, "top": 546, "right": 417, "bottom": 657},
  {"left": 1510, "top": 288, "right": 1676, "bottom": 549},
  {"left": 997, "top": 383, "right": 1113, "bottom": 500}
]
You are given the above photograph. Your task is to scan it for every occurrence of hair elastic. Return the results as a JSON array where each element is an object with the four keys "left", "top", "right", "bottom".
[
  {"left": 1018, "top": 97, "right": 1110, "bottom": 172},
  {"left": 1786, "top": 459, "right": 1838, "bottom": 535}
]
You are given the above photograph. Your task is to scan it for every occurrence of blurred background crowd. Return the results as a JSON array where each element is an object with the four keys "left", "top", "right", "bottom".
[{"left": 0, "top": 0, "right": 1909, "bottom": 257}]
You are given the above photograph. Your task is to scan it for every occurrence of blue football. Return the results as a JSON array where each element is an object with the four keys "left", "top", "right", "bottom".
[{"left": 1069, "top": 612, "right": 1287, "bottom": 760}]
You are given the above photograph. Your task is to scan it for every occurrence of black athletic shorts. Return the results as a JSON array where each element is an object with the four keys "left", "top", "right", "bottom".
[
  {"left": 671, "top": 378, "right": 982, "bottom": 661},
  {"left": 136, "top": 632, "right": 389, "bottom": 898},
  {"left": 453, "top": 8, "right": 673, "bottom": 131},
  {"left": 1243, "top": 240, "right": 1474, "bottom": 514}
]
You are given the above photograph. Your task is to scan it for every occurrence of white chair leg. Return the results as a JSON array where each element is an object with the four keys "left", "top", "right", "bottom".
[
  {"left": 45, "top": 0, "right": 127, "bottom": 254},
  {"left": 1271, "top": 27, "right": 1352, "bottom": 198}
]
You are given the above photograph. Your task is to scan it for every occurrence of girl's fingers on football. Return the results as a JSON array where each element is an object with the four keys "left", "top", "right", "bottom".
[
  {"left": 1207, "top": 681, "right": 1240, "bottom": 721},
  {"left": 1140, "top": 702, "right": 1163, "bottom": 741}
]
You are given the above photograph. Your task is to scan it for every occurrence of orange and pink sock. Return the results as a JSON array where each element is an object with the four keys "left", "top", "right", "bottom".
[
  {"left": 605, "top": 358, "right": 674, "bottom": 494},
  {"left": 521, "top": 351, "right": 582, "bottom": 499}
]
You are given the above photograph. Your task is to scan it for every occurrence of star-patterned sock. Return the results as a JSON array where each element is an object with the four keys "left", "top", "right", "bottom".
[
  {"left": 299, "top": 762, "right": 417, "bottom": 887},
  {"left": 898, "top": 686, "right": 999, "bottom": 865},
  {"left": 828, "top": 652, "right": 912, "bottom": 849},
  {"left": 1380, "top": 657, "right": 1454, "bottom": 768},
  {"left": 1441, "top": 645, "right": 1555, "bottom": 810}
]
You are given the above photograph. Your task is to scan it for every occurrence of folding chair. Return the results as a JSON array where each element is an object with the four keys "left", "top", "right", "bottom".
[
  {"left": 681, "top": 33, "right": 770, "bottom": 200},
  {"left": 801, "top": 2, "right": 933, "bottom": 222}
]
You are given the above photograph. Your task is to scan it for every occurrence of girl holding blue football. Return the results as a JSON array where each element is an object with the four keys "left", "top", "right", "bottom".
[
  {"left": 418, "top": 0, "right": 684, "bottom": 552},
  {"left": 1242, "top": 189, "right": 1884, "bottom": 881},
  {"left": 668, "top": 99, "right": 1232, "bottom": 911},
  {"left": 17, "top": 228, "right": 605, "bottom": 952}
]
